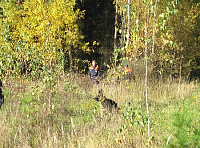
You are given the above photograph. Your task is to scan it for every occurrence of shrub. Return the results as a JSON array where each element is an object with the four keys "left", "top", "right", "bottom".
[{"left": 170, "top": 99, "right": 200, "bottom": 147}]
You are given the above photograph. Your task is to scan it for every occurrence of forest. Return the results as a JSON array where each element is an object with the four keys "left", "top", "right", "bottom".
[{"left": 0, "top": 0, "right": 199, "bottom": 147}]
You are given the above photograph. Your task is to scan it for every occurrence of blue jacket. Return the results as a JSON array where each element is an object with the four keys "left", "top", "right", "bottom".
[{"left": 89, "top": 65, "right": 100, "bottom": 78}]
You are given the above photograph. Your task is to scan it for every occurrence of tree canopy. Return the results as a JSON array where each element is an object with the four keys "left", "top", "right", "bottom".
[{"left": 0, "top": 0, "right": 199, "bottom": 80}]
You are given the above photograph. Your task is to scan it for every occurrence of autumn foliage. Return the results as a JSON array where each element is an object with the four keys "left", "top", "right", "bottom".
[{"left": 0, "top": 0, "right": 84, "bottom": 79}]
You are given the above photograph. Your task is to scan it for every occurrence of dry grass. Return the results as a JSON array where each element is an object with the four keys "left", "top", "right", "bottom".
[{"left": 0, "top": 75, "right": 199, "bottom": 147}]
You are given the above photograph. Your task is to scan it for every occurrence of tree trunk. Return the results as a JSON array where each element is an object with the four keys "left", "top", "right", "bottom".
[
  {"left": 127, "top": 0, "right": 130, "bottom": 48},
  {"left": 122, "top": 11, "right": 126, "bottom": 48},
  {"left": 145, "top": 4, "right": 150, "bottom": 139},
  {"left": 152, "top": 0, "right": 157, "bottom": 56},
  {"left": 69, "top": 46, "right": 73, "bottom": 73},
  {"left": 61, "top": 49, "right": 65, "bottom": 77},
  {"left": 179, "top": 58, "right": 182, "bottom": 84},
  {"left": 114, "top": 0, "right": 118, "bottom": 50}
]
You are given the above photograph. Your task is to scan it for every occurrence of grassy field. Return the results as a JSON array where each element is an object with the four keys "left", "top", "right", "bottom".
[{"left": 0, "top": 75, "right": 199, "bottom": 148}]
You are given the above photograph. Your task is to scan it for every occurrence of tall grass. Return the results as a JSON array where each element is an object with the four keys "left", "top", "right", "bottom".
[{"left": 0, "top": 76, "right": 199, "bottom": 147}]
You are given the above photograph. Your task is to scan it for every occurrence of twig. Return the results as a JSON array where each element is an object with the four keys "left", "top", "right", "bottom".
[
  {"left": 70, "top": 117, "right": 77, "bottom": 136},
  {"left": 167, "top": 134, "right": 172, "bottom": 145}
]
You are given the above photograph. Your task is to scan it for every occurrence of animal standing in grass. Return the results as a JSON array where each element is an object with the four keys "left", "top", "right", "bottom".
[{"left": 94, "top": 89, "right": 119, "bottom": 115}]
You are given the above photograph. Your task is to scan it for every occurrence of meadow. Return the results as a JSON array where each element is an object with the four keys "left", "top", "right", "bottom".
[
  {"left": 0, "top": 0, "right": 199, "bottom": 147},
  {"left": 0, "top": 73, "right": 199, "bottom": 148}
]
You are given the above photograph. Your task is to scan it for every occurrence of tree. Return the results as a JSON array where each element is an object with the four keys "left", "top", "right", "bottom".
[
  {"left": 144, "top": 1, "right": 150, "bottom": 139},
  {"left": 0, "top": 0, "right": 84, "bottom": 79},
  {"left": 114, "top": 0, "right": 200, "bottom": 80}
]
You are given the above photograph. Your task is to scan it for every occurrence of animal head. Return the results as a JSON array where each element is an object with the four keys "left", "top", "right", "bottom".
[{"left": 94, "top": 89, "right": 104, "bottom": 102}]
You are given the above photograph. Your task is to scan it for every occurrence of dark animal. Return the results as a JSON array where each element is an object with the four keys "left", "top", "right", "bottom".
[
  {"left": 94, "top": 89, "right": 119, "bottom": 112},
  {"left": 0, "top": 88, "right": 4, "bottom": 109}
]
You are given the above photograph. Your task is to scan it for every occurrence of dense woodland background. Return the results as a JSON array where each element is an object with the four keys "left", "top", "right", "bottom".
[
  {"left": 0, "top": 0, "right": 200, "bottom": 147},
  {"left": 0, "top": 0, "right": 199, "bottom": 80}
]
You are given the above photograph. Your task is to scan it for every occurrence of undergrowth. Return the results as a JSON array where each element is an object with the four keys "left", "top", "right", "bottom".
[{"left": 0, "top": 76, "right": 199, "bottom": 147}]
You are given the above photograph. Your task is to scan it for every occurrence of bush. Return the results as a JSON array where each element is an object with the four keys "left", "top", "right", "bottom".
[{"left": 170, "top": 99, "right": 200, "bottom": 147}]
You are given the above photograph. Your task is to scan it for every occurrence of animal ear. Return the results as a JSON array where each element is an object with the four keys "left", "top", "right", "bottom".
[{"left": 99, "top": 89, "right": 103, "bottom": 94}]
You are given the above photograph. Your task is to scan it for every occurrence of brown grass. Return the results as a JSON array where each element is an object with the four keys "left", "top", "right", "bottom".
[{"left": 0, "top": 75, "right": 199, "bottom": 147}]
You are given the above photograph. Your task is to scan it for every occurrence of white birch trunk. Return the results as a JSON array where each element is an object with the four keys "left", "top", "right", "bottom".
[
  {"left": 114, "top": 0, "right": 118, "bottom": 50},
  {"left": 145, "top": 4, "right": 150, "bottom": 139},
  {"left": 152, "top": 0, "right": 157, "bottom": 55},
  {"left": 127, "top": 0, "right": 130, "bottom": 47}
]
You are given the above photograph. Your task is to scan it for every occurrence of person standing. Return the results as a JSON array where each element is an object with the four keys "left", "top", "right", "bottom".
[
  {"left": 89, "top": 60, "right": 100, "bottom": 84},
  {"left": 122, "top": 64, "right": 134, "bottom": 81}
]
